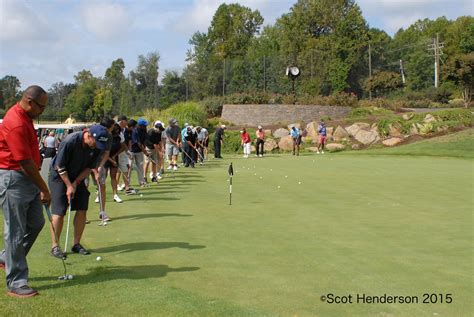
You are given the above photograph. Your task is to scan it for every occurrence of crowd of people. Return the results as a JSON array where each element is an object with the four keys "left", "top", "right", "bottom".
[{"left": 0, "top": 85, "right": 327, "bottom": 298}]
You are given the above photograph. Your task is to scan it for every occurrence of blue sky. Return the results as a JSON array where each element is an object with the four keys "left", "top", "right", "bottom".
[{"left": 0, "top": 0, "right": 472, "bottom": 90}]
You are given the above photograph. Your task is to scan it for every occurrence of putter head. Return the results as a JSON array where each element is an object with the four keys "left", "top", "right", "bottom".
[{"left": 58, "top": 275, "right": 67, "bottom": 280}]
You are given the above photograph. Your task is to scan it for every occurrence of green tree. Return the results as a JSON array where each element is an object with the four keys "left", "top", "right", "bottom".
[
  {"left": 130, "top": 52, "right": 160, "bottom": 109},
  {"left": 65, "top": 70, "right": 98, "bottom": 121},
  {"left": 104, "top": 58, "right": 126, "bottom": 114},
  {"left": 0, "top": 75, "right": 21, "bottom": 109},
  {"left": 45, "top": 82, "right": 75, "bottom": 119},
  {"left": 160, "top": 71, "right": 186, "bottom": 108},
  {"left": 364, "top": 71, "right": 403, "bottom": 97},
  {"left": 444, "top": 53, "right": 474, "bottom": 108}
]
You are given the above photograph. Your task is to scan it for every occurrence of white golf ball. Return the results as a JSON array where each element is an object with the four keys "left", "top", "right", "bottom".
[
  {"left": 140, "top": 194, "right": 143, "bottom": 197},
  {"left": 298, "top": 182, "right": 301, "bottom": 185},
  {"left": 67, "top": 274, "right": 74, "bottom": 280},
  {"left": 285, "top": 175, "right": 288, "bottom": 178},
  {"left": 260, "top": 176, "right": 263, "bottom": 179},
  {"left": 270, "top": 169, "right": 272, "bottom": 172},
  {"left": 254, "top": 173, "right": 257, "bottom": 176},
  {"left": 96, "top": 256, "right": 102, "bottom": 261},
  {"left": 103, "top": 222, "right": 108, "bottom": 226},
  {"left": 277, "top": 185, "right": 281, "bottom": 188}
]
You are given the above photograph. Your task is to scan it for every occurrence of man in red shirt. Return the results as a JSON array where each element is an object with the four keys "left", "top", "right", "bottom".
[
  {"left": 240, "top": 128, "right": 252, "bottom": 158},
  {"left": 0, "top": 86, "right": 51, "bottom": 298}
]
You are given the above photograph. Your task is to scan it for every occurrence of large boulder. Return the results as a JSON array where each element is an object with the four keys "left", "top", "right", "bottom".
[
  {"left": 305, "top": 121, "right": 319, "bottom": 140},
  {"left": 278, "top": 136, "right": 294, "bottom": 151},
  {"left": 264, "top": 138, "right": 278, "bottom": 152},
  {"left": 333, "top": 126, "right": 349, "bottom": 141},
  {"left": 388, "top": 123, "right": 402, "bottom": 137},
  {"left": 382, "top": 137, "right": 403, "bottom": 147},
  {"left": 325, "top": 143, "right": 345, "bottom": 152},
  {"left": 326, "top": 127, "right": 334, "bottom": 140},
  {"left": 273, "top": 128, "right": 289, "bottom": 138},
  {"left": 424, "top": 114, "right": 437, "bottom": 123},
  {"left": 354, "top": 129, "right": 380, "bottom": 145},
  {"left": 402, "top": 113, "right": 414, "bottom": 120},
  {"left": 345, "top": 124, "right": 361, "bottom": 137},
  {"left": 410, "top": 124, "right": 419, "bottom": 135}
]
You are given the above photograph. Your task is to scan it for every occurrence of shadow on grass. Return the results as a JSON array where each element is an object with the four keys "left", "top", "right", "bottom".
[
  {"left": 113, "top": 213, "right": 193, "bottom": 221},
  {"left": 33, "top": 264, "right": 200, "bottom": 290},
  {"left": 91, "top": 241, "right": 206, "bottom": 254}
]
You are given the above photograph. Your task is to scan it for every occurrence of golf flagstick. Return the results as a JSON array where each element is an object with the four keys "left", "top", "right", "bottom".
[
  {"left": 228, "top": 162, "right": 233, "bottom": 205},
  {"left": 44, "top": 204, "right": 69, "bottom": 280}
]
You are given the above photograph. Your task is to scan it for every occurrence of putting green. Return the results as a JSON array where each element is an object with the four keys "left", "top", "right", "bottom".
[{"left": 1, "top": 152, "right": 472, "bottom": 316}]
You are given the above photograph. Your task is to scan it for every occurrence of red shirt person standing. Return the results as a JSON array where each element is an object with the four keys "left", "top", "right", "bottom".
[{"left": 0, "top": 86, "right": 51, "bottom": 298}]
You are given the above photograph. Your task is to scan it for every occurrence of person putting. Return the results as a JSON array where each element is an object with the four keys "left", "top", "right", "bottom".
[
  {"left": 255, "top": 125, "right": 265, "bottom": 157},
  {"left": 165, "top": 118, "right": 181, "bottom": 171},
  {"left": 317, "top": 120, "right": 327, "bottom": 154},
  {"left": 49, "top": 124, "right": 108, "bottom": 258},
  {"left": 240, "top": 128, "right": 252, "bottom": 158},
  {"left": 214, "top": 124, "right": 226, "bottom": 159},
  {"left": 290, "top": 126, "right": 302, "bottom": 156}
]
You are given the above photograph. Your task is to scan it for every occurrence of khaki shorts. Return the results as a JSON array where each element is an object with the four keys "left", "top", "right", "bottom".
[{"left": 145, "top": 148, "right": 158, "bottom": 163}]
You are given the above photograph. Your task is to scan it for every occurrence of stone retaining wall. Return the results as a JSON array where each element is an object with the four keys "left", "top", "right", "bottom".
[{"left": 221, "top": 104, "right": 351, "bottom": 126}]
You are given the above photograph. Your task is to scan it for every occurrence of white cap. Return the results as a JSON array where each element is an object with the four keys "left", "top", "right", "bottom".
[
  {"left": 258, "top": 125, "right": 262, "bottom": 129},
  {"left": 221, "top": 124, "right": 226, "bottom": 128}
]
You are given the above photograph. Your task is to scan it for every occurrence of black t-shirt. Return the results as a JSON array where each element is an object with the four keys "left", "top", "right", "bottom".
[
  {"left": 50, "top": 131, "right": 102, "bottom": 181},
  {"left": 145, "top": 129, "right": 162, "bottom": 149},
  {"left": 123, "top": 128, "right": 131, "bottom": 144},
  {"left": 131, "top": 127, "right": 147, "bottom": 153},
  {"left": 184, "top": 131, "right": 197, "bottom": 145},
  {"left": 214, "top": 127, "right": 224, "bottom": 141},
  {"left": 110, "top": 135, "right": 122, "bottom": 157}
]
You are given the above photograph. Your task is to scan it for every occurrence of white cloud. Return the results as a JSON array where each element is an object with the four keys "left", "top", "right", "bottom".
[
  {"left": 80, "top": 1, "right": 133, "bottom": 41},
  {"left": 0, "top": 0, "right": 54, "bottom": 42}
]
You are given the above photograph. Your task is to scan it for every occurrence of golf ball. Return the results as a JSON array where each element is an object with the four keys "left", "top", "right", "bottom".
[
  {"left": 67, "top": 274, "right": 74, "bottom": 280},
  {"left": 277, "top": 185, "right": 281, "bottom": 188},
  {"left": 140, "top": 194, "right": 143, "bottom": 197},
  {"left": 103, "top": 222, "right": 108, "bottom": 226},
  {"left": 96, "top": 256, "right": 102, "bottom": 261},
  {"left": 285, "top": 175, "right": 288, "bottom": 178},
  {"left": 260, "top": 176, "right": 263, "bottom": 179},
  {"left": 298, "top": 182, "right": 301, "bottom": 185}
]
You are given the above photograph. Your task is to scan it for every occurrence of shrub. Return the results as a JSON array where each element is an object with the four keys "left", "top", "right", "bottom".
[
  {"left": 327, "top": 92, "right": 358, "bottom": 107},
  {"left": 200, "top": 96, "right": 226, "bottom": 117},
  {"left": 209, "top": 130, "right": 242, "bottom": 154},
  {"left": 158, "top": 102, "right": 207, "bottom": 126}
]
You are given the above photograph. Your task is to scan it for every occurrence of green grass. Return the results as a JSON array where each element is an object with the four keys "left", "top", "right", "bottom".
[{"left": 1, "top": 140, "right": 473, "bottom": 316}]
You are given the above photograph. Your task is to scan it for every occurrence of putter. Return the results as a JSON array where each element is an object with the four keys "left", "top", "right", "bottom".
[
  {"left": 195, "top": 148, "right": 205, "bottom": 165},
  {"left": 63, "top": 201, "right": 73, "bottom": 255},
  {"left": 182, "top": 149, "right": 196, "bottom": 165},
  {"left": 97, "top": 182, "right": 107, "bottom": 226},
  {"left": 44, "top": 204, "right": 70, "bottom": 280}
]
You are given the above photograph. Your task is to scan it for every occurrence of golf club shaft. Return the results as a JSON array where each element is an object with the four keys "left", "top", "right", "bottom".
[
  {"left": 64, "top": 202, "right": 72, "bottom": 252},
  {"left": 44, "top": 204, "right": 67, "bottom": 276}
]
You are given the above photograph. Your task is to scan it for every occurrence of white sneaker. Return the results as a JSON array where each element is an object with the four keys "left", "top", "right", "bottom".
[
  {"left": 259, "top": 154, "right": 263, "bottom": 157},
  {"left": 117, "top": 184, "right": 125, "bottom": 191},
  {"left": 95, "top": 196, "right": 99, "bottom": 203},
  {"left": 321, "top": 151, "right": 325, "bottom": 154},
  {"left": 156, "top": 173, "right": 163, "bottom": 180},
  {"left": 149, "top": 172, "right": 154, "bottom": 179},
  {"left": 316, "top": 151, "right": 320, "bottom": 154},
  {"left": 113, "top": 194, "right": 123, "bottom": 203},
  {"left": 173, "top": 166, "right": 178, "bottom": 171},
  {"left": 167, "top": 165, "right": 172, "bottom": 170}
]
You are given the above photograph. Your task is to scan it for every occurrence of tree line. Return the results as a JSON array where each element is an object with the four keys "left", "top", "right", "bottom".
[{"left": 1, "top": 0, "right": 473, "bottom": 120}]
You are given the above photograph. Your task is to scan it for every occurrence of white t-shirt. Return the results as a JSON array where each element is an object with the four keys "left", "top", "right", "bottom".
[{"left": 197, "top": 128, "right": 208, "bottom": 141}]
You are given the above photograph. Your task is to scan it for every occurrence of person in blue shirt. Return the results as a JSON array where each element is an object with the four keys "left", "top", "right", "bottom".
[
  {"left": 290, "top": 126, "right": 302, "bottom": 156},
  {"left": 180, "top": 123, "right": 189, "bottom": 166}
]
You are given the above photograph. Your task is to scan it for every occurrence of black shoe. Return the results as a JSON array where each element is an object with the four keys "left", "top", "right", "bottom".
[
  {"left": 51, "top": 246, "right": 67, "bottom": 259},
  {"left": 71, "top": 243, "right": 90, "bottom": 255},
  {"left": 151, "top": 177, "right": 157, "bottom": 182},
  {"left": 7, "top": 285, "right": 38, "bottom": 298}
]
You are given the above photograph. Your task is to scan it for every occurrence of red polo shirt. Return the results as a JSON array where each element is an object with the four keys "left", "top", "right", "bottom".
[{"left": 0, "top": 103, "right": 41, "bottom": 170}]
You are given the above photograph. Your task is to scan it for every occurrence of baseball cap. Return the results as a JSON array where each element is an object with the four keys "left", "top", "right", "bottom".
[
  {"left": 221, "top": 124, "right": 226, "bottom": 129},
  {"left": 154, "top": 120, "right": 164, "bottom": 129},
  {"left": 169, "top": 118, "right": 177, "bottom": 125},
  {"left": 89, "top": 125, "right": 109, "bottom": 150},
  {"left": 184, "top": 122, "right": 189, "bottom": 127},
  {"left": 137, "top": 118, "right": 148, "bottom": 126},
  {"left": 118, "top": 115, "right": 128, "bottom": 122},
  {"left": 258, "top": 125, "right": 262, "bottom": 129}
]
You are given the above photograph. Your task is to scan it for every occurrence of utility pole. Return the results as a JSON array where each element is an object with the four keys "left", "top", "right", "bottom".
[
  {"left": 428, "top": 33, "right": 444, "bottom": 88},
  {"left": 368, "top": 43, "right": 372, "bottom": 100},
  {"left": 399, "top": 59, "right": 406, "bottom": 84}
]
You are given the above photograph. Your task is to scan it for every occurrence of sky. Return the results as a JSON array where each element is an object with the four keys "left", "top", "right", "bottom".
[{"left": 0, "top": 0, "right": 472, "bottom": 90}]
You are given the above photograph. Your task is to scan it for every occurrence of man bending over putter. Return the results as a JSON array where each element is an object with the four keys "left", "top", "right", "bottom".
[{"left": 49, "top": 125, "right": 107, "bottom": 258}]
